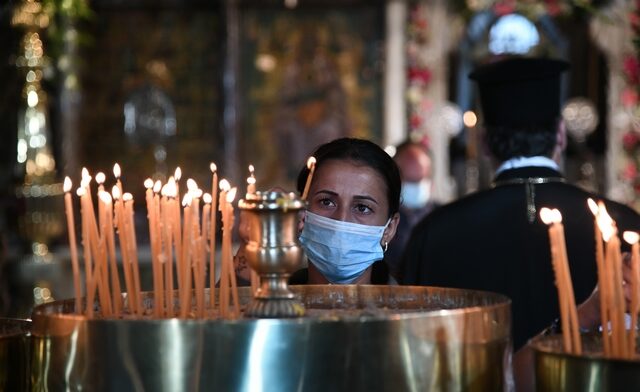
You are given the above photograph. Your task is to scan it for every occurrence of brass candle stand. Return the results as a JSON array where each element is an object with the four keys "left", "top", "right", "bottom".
[{"left": 238, "top": 190, "right": 306, "bottom": 318}]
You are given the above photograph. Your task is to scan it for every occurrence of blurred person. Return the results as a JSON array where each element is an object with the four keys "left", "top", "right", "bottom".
[
  {"left": 401, "top": 57, "right": 640, "bottom": 351},
  {"left": 386, "top": 140, "right": 439, "bottom": 282}
]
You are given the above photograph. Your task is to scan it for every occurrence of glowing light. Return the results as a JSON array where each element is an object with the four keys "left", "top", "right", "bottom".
[
  {"left": 187, "top": 178, "right": 198, "bottom": 192},
  {"left": 174, "top": 167, "right": 182, "bottom": 181},
  {"left": 123, "top": 193, "right": 133, "bottom": 202},
  {"left": 219, "top": 179, "right": 231, "bottom": 192},
  {"left": 540, "top": 207, "right": 554, "bottom": 225},
  {"left": 113, "top": 163, "right": 121, "bottom": 178},
  {"left": 203, "top": 193, "right": 212, "bottom": 204},
  {"left": 96, "top": 172, "right": 106, "bottom": 185},
  {"left": 307, "top": 157, "right": 316, "bottom": 169},
  {"left": 182, "top": 193, "right": 192, "bottom": 207},
  {"left": 99, "top": 191, "right": 112, "bottom": 204},
  {"left": 144, "top": 178, "right": 154, "bottom": 189},
  {"left": 623, "top": 231, "right": 640, "bottom": 245},
  {"left": 27, "top": 90, "right": 38, "bottom": 107},
  {"left": 227, "top": 187, "right": 237, "bottom": 203},
  {"left": 153, "top": 180, "right": 162, "bottom": 193},
  {"left": 210, "top": 163, "right": 217, "bottom": 173},
  {"left": 463, "top": 111, "right": 477, "bottom": 128},
  {"left": 587, "top": 198, "right": 598, "bottom": 216},
  {"left": 63, "top": 177, "right": 72, "bottom": 193},
  {"left": 76, "top": 187, "right": 86, "bottom": 197},
  {"left": 112, "top": 185, "right": 121, "bottom": 200}
]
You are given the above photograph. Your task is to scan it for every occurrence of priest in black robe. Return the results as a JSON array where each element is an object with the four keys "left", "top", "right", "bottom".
[{"left": 401, "top": 57, "right": 640, "bottom": 350}]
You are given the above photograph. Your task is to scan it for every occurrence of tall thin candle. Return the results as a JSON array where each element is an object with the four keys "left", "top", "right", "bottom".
[
  {"left": 301, "top": 157, "right": 316, "bottom": 200},
  {"left": 209, "top": 163, "right": 218, "bottom": 314},
  {"left": 63, "top": 177, "right": 82, "bottom": 313}
]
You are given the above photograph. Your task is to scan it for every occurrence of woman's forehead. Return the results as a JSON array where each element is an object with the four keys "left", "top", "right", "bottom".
[{"left": 311, "top": 159, "right": 387, "bottom": 197}]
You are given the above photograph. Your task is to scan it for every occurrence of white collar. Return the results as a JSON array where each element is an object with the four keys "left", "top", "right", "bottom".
[{"left": 495, "top": 156, "right": 559, "bottom": 176}]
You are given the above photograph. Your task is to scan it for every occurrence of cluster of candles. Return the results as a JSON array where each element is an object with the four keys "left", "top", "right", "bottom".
[
  {"left": 62, "top": 163, "right": 253, "bottom": 319},
  {"left": 541, "top": 199, "right": 640, "bottom": 358}
]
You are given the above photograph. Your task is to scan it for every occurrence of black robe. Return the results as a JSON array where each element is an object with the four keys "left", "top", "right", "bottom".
[{"left": 401, "top": 166, "right": 640, "bottom": 350}]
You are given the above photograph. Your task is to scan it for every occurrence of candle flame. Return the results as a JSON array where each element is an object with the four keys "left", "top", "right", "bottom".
[
  {"left": 80, "top": 175, "right": 91, "bottom": 189},
  {"left": 112, "top": 185, "right": 121, "bottom": 200},
  {"left": 587, "top": 198, "right": 598, "bottom": 216},
  {"left": 551, "top": 209, "right": 563, "bottom": 224},
  {"left": 153, "top": 180, "right": 162, "bottom": 193},
  {"left": 247, "top": 176, "right": 256, "bottom": 185},
  {"left": 113, "top": 163, "right": 121, "bottom": 178},
  {"left": 540, "top": 207, "right": 554, "bottom": 225},
  {"left": 76, "top": 187, "right": 86, "bottom": 197},
  {"left": 144, "top": 178, "right": 154, "bottom": 189},
  {"left": 210, "top": 162, "right": 217, "bottom": 173},
  {"left": 193, "top": 189, "right": 203, "bottom": 198},
  {"left": 63, "top": 177, "right": 72, "bottom": 193},
  {"left": 219, "top": 179, "right": 231, "bottom": 192},
  {"left": 227, "top": 187, "right": 237, "bottom": 203},
  {"left": 596, "top": 205, "right": 616, "bottom": 242},
  {"left": 99, "top": 190, "right": 112, "bottom": 204},
  {"left": 623, "top": 231, "right": 640, "bottom": 245},
  {"left": 174, "top": 167, "right": 182, "bottom": 181},
  {"left": 203, "top": 193, "right": 212, "bottom": 204},
  {"left": 95, "top": 172, "right": 106, "bottom": 185},
  {"left": 307, "top": 156, "right": 316, "bottom": 169},
  {"left": 165, "top": 177, "right": 177, "bottom": 198},
  {"left": 182, "top": 193, "right": 192, "bottom": 207},
  {"left": 123, "top": 192, "right": 133, "bottom": 202},
  {"left": 187, "top": 178, "right": 198, "bottom": 192},
  {"left": 81, "top": 167, "right": 90, "bottom": 179},
  {"left": 249, "top": 164, "right": 255, "bottom": 174}
]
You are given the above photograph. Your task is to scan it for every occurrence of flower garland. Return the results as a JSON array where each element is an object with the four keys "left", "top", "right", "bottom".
[
  {"left": 620, "top": 1, "right": 640, "bottom": 209},
  {"left": 407, "top": 0, "right": 640, "bottom": 208},
  {"left": 406, "top": 3, "right": 433, "bottom": 147}
]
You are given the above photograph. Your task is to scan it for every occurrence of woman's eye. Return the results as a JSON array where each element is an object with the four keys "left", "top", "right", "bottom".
[
  {"left": 354, "top": 203, "right": 373, "bottom": 214},
  {"left": 318, "top": 198, "right": 335, "bottom": 208}
]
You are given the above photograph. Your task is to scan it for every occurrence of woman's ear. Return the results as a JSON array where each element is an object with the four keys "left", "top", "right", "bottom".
[{"left": 382, "top": 212, "right": 400, "bottom": 245}]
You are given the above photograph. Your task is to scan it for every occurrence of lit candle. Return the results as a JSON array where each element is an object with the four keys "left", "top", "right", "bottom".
[
  {"left": 219, "top": 179, "right": 230, "bottom": 318},
  {"left": 540, "top": 207, "right": 581, "bottom": 354},
  {"left": 301, "top": 156, "right": 316, "bottom": 200},
  {"left": 209, "top": 163, "right": 218, "bottom": 313},
  {"left": 598, "top": 207, "right": 625, "bottom": 357},
  {"left": 99, "top": 190, "right": 122, "bottom": 316},
  {"left": 247, "top": 164, "right": 256, "bottom": 196},
  {"left": 113, "top": 185, "right": 134, "bottom": 315},
  {"left": 145, "top": 178, "right": 162, "bottom": 318},
  {"left": 160, "top": 182, "right": 175, "bottom": 317},
  {"left": 113, "top": 163, "right": 123, "bottom": 193},
  {"left": 124, "top": 192, "right": 142, "bottom": 316},
  {"left": 225, "top": 187, "right": 240, "bottom": 318},
  {"left": 180, "top": 193, "right": 193, "bottom": 318},
  {"left": 588, "top": 198, "right": 611, "bottom": 356},
  {"left": 63, "top": 177, "right": 82, "bottom": 313},
  {"left": 153, "top": 180, "right": 164, "bottom": 316},
  {"left": 623, "top": 230, "right": 640, "bottom": 359},
  {"left": 77, "top": 186, "right": 94, "bottom": 317}
]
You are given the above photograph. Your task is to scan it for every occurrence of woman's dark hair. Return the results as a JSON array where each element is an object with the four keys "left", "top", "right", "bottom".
[
  {"left": 485, "top": 121, "right": 558, "bottom": 162},
  {"left": 296, "top": 137, "right": 401, "bottom": 217}
]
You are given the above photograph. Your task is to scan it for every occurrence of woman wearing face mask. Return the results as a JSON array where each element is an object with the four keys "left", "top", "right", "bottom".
[{"left": 292, "top": 137, "right": 401, "bottom": 285}]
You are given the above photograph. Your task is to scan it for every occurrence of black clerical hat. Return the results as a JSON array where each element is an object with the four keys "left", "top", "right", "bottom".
[{"left": 469, "top": 57, "right": 569, "bottom": 127}]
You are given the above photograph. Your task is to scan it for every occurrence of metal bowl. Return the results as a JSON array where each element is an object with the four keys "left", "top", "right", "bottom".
[
  {"left": 0, "top": 318, "right": 31, "bottom": 391},
  {"left": 31, "top": 285, "right": 511, "bottom": 391},
  {"left": 531, "top": 333, "right": 640, "bottom": 391}
]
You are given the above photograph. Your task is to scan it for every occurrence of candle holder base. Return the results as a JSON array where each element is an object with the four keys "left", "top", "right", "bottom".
[{"left": 244, "top": 297, "right": 305, "bottom": 318}]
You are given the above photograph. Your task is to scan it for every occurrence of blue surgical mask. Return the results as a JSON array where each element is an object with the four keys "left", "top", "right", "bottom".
[
  {"left": 298, "top": 211, "right": 388, "bottom": 284},
  {"left": 400, "top": 179, "right": 431, "bottom": 209}
]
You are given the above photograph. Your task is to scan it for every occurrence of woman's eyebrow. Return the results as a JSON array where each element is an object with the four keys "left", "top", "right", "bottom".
[{"left": 353, "top": 195, "right": 379, "bottom": 205}]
